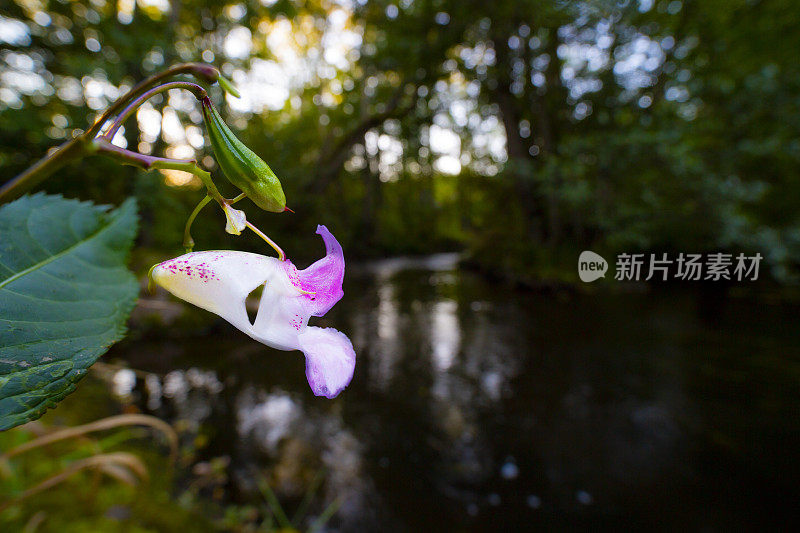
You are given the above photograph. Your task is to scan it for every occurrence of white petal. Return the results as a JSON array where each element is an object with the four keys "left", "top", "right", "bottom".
[
  {"left": 152, "top": 251, "right": 281, "bottom": 336},
  {"left": 250, "top": 268, "right": 309, "bottom": 351}
]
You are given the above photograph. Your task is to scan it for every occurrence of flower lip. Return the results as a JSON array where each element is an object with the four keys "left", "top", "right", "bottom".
[{"left": 299, "top": 326, "right": 356, "bottom": 398}]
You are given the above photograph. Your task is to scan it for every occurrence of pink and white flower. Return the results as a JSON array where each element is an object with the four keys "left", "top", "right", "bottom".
[{"left": 151, "top": 225, "right": 355, "bottom": 398}]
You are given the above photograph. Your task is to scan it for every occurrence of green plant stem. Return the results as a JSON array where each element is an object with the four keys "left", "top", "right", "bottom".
[
  {"left": 0, "top": 64, "right": 221, "bottom": 205},
  {"left": 0, "top": 63, "right": 252, "bottom": 254},
  {"left": 103, "top": 81, "right": 208, "bottom": 141},
  {"left": 93, "top": 140, "right": 256, "bottom": 254},
  {"left": 246, "top": 220, "right": 286, "bottom": 261},
  {"left": 291, "top": 469, "right": 326, "bottom": 525},
  {"left": 183, "top": 195, "right": 213, "bottom": 251},
  {"left": 309, "top": 497, "right": 343, "bottom": 532},
  {"left": 92, "top": 139, "right": 223, "bottom": 202},
  {"left": 257, "top": 478, "right": 293, "bottom": 530},
  {"left": 85, "top": 63, "right": 219, "bottom": 138}
]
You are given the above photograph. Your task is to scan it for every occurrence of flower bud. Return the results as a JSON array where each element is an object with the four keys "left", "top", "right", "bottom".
[
  {"left": 190, "top": 64, "right": 241, "bottom": 98},
  {"left": 201, "top": 98, "right": 286, "bottom": 212}
]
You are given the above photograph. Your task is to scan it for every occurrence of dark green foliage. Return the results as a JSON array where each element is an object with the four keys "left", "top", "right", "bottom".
[
  {"left": 0, "top": 194, "right": 138, "bottom": 430},
  {"left": 1, "top": 0, "right": 798, "bottom": 280}
]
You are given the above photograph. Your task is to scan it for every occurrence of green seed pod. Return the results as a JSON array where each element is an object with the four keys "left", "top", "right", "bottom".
[{"left": 201, "top": 98, "right": 286, "bottom": 212}]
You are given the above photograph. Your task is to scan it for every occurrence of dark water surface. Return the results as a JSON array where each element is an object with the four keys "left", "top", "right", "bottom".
[{"left": 111, "top": 254, "right": 800, "bottom": 531}]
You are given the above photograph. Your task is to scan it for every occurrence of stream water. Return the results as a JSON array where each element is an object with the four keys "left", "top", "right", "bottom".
[{"left": 107, "top": 254, "right": 800, "bottom": 530}]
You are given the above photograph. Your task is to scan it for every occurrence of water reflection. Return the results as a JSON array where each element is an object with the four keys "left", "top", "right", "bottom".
[
  {"left": 234, "top": 386, "right": 380, "bottom": 528},
  {"left": 237, "top": 389, "right": 302, "bottom": 454},
  {"left": 431, "top": 300, "right": 460, "bottom": 372},
  {"left": 370, "top": 281, "right": 401, "bottom": 390},
  {"left": 104, "top": 255, "right": 800, "bottom": 530}
]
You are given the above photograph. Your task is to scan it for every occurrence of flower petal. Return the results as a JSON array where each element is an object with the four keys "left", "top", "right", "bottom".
[
  {"left": 296, "top": 225, "right": 345, "bottom": 317},
  {"left": 223, "top": 205, "right": 247, "bottom": 235},
  {"left": 250, "top": 272, "right": 309, "bottom": 351},
  {"left": 298, "top": 326, "right": 356, "bottom": 398},
  {"left": 152, "top": 251, "right": 280, "bottom": 336}
]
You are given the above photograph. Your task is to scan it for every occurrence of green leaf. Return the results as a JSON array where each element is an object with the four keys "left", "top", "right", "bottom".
[{"left": 0, "top": 194, "right": 138, "bottom": 431}]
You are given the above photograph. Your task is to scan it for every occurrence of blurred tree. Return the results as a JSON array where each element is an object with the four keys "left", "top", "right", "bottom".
[{"left": 1, "top": 0, "right": 798, "bottom": 279}]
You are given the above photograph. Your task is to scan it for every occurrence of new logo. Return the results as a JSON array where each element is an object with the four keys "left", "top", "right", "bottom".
[{"left": 578, "top": 251, "right": 608, "bottom": 282}]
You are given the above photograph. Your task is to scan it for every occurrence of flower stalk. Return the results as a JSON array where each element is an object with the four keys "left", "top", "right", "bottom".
[
  {"left": 183, "top": 195, "right": 213, "bottom": 252},
  {"left": 102, "top": 81, "right": 209, "bottom": 141},
  {"left": 0, "top": 63, "right": 231, "bottom": 205},
  {"left": 85, "top": 63, "right": 226, "bottom": 138},
  {"left": 0, "top": 62, "right": 287, "bottom": 261},
  {"left": 245, "top": 220, "right": 286, "bottom": 261},
  {"left": 90, "top": 138, "right": 223, "bottom": 202}
]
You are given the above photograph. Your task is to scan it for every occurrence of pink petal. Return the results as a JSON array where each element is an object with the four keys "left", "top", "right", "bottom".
[
  {"left": 298, "top": 326, "right": 356, "bottom": 399},
  {"left": 296, "top": 225, "right": 345, "bottom": 317}
]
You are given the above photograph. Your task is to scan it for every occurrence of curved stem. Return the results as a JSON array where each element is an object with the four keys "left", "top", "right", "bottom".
[
  {"left": 245, "top": 220, "right": 286, "bottom": 261},
  {"left": 1, "top": 64, "right": 221, "bottom": 204},
  {"left": 86, "top": 63, "right": 219, "bottom": 138},
  {"left": 183, "top": 195, "right": 212, "bottom": 252},
  {"left": 102, "top": 81, "right": 208, "bottom": 141},
  {"left": 92, "top": 138, "right": 223, "bottom": 202}
]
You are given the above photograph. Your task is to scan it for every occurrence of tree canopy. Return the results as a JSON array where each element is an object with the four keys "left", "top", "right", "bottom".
[{"left": 1, "top": 0, "right": 798, "bottom": 281}]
